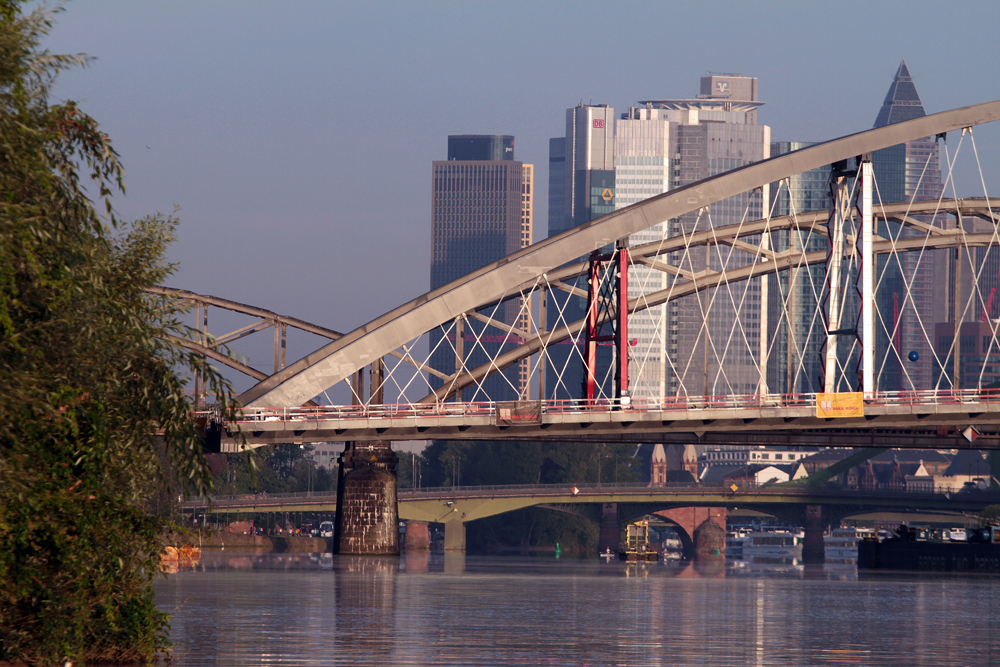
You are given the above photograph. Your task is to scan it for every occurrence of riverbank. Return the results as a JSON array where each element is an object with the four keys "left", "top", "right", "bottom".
[{"left": 166, "top": 530, "right": 329, "bottom": 553}]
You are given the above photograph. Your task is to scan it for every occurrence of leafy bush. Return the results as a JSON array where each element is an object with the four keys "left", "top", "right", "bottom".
[{"left": 0, "top": 4, "right": 237, "bottom": 664}]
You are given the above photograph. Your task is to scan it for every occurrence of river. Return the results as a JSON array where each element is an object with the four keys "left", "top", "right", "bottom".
[{"left": 155, "top": 551, "right": 1000, "bottom": 666}]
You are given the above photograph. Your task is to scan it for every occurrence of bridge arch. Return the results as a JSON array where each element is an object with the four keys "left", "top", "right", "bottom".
[{"left": 238, "top": 101, "right": 1000, "bottom": 408}]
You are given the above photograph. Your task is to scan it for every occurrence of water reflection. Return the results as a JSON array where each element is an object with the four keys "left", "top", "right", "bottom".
[
  {"left": 156, "top": 553, "right": 1000, "bottom": 666},
  {"left": 334, "top": 556, "right": 397, "bottom": 664}
]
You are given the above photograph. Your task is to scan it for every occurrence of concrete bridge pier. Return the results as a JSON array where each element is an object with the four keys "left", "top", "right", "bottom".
[
  {"left": 443, "top": 519, "right": 466, "bottom": 552},
  {"left": 333, "top": 440, "right": 399, "bottom": 555},
  {"left": 802, "top": 504, "right": 825, "bottom": 564},
  {"left": 403, "top": 520, "right": 430, "bottom": 551}
]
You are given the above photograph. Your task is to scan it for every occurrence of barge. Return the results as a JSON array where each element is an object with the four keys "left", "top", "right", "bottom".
[
  {"left": 619, "top": 521, "right": 659, "bottom": 562},
  {"left": 857, "top": 524, "right": 1000, "bottom": 572}
]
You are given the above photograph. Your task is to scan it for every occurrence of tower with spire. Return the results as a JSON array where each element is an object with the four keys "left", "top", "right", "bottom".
[
  {"left": 873, "top": 60, "right": 927, "bottom": 128},
  {"left": 870, "top": 61, "right": 944, "bottom": 392}
]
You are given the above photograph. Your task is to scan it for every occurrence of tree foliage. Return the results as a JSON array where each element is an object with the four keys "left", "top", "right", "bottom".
[
  {"left": 208, "top": 445, "right": 334, "bottom": 496},
  {"left": 981, "top": 504, "right": 1000, "bottom": 522},
  {"left": 0, "top": 4, "right": 237, "bottom": 664}
]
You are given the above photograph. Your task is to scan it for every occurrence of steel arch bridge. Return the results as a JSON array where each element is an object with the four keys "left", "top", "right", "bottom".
[{"left": 166, "top": 100, "right": 1000, "bottom": 446}]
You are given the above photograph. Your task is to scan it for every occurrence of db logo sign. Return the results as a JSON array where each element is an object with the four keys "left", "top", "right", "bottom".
[{"left": 593, "top": 119, "right": 605, "bottom": 129}]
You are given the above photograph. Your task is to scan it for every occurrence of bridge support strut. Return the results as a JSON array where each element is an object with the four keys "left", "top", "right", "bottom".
[{"left": 584, "top": 241, "right": 630, "bottom": 403}]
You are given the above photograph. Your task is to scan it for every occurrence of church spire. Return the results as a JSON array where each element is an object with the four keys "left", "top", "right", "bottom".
[{"left": 874, "top": 59, "right": 927, "bottom": 128}]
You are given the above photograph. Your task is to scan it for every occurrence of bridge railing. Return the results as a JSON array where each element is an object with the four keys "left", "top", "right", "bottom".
[{"left": 207, "top": 387, "right": 1000, "bottom": 426}]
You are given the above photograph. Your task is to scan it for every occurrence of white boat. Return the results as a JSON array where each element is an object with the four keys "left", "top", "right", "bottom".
[
  {"left": 824, "top": 526, "right": 875, "bottom": 565},
  {"left": 662, "top": 532, "right": 684, "bottom": 560},
  {"left": 742, "top": 530, "right": 804, "bottom": 565},
  {"left": 725, "top": 530, "right": 748, "bottom": 560}
]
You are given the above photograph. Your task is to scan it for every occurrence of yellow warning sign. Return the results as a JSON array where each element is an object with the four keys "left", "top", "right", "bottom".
[
  {"left": 816, "top": 392, "right": 865, "bottom": 418},
  {"left": 601, "top": 188, "right": 613, "bottom": 202},
  {"left": 730, "top": 483, "right": 739, "bottom": 492}
]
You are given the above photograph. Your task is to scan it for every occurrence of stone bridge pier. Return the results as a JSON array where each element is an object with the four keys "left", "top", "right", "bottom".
[
  {"left": 400, "top": 517, "right": 465, "bottom": 553},
  {"left": 333, "top": 440, "right": 399, "bottom": 555}
]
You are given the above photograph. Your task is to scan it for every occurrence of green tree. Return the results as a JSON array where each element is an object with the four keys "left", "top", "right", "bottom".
[
  {"left": 209, "top": 445, "right": 334, "bottom": 495},
  {"left": 0, "top": 4, "right": 237, "bottom": 664},
  {"left": 981, "top": 504, "right": 1000, "bottom": 522}
]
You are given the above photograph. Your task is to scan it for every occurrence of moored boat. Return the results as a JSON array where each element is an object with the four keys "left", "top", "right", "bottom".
[
  {"left": 824, "top": 526, "right": 876, "bottom": 565},
  {"left": 725, "top": 530, "right": 747, "bottom": 560},
  {"left": 742, "top": 530, "right": 803, "bottom": 565}
]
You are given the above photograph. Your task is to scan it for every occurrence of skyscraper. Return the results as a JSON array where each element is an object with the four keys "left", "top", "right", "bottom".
[
  {"left": 871, "top": 61, "right": 944, "bottom": 391},
  {"left": 614, "top": 106, "right": 672, "bottom": 399},
  {"left": 545, "top": 104, "right": 617, "bottom": 400},
  {"left": 768, "top": 142, "right": 831, "bottom": 394},
  {"left": 628, "top": 74, "right": 771, "bottom": 398},
  {"left": 430, "top": 135, "right": 533, "bottom": 401}
]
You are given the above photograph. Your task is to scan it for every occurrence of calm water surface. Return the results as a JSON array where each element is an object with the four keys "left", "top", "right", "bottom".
[{"left": 155, "top": 551, "right": 1000, "bottom": 666}]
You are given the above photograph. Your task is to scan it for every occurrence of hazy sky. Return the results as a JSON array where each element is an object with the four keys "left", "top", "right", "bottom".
[{"left": 43, "top": 1, "right": 1000, "bottom": 390}]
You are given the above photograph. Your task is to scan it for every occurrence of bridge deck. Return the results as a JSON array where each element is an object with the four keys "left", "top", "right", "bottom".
[
  {"left": 182, "top": 483, "right": 1000, "bottom": 519},
  {"left": 218, "top": 391, "right": 1000, "bottom": 448}
]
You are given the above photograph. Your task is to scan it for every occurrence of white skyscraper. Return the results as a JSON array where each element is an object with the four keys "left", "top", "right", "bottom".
[
  {"left": 618, "top": 74, "right": 771, "bottom": 399},
  {"left": 614, "top": 108, "right": 673, "bottom": 399}
]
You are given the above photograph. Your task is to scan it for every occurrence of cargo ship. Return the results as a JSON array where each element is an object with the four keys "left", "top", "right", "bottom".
[{"left": 857, "top": 524, "right": 1000, "bottom": 572}]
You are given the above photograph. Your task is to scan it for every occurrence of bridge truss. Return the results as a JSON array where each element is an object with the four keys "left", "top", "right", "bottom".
[{"left": 160, "top": 101, "right": 1000, "bottom": 445}]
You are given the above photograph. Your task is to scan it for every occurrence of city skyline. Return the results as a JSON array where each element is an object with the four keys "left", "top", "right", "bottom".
[{"left": 41, "top": 1, "right": 1000, "bottom": 393}]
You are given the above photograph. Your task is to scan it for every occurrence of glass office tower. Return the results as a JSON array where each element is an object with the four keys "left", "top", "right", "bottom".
[
  {"left": 430, "top": 135, "right": 533, "bottom": 401},
  {"left": 768, "top": 141, "right": 831, "bottom": 394},
  {"left": 614, "top": 107, "right": 672, "bottom": 400}
]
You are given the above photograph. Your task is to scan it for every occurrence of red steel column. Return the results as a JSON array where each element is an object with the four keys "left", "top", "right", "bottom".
[
  {"left": 585, "top": 250, "right": 601, "bottom": 401},
  {"left": 616, "top": 245, "right": 630, "bottom": 402}
]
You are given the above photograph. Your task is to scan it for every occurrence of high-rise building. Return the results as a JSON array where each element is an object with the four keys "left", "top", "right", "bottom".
[
  {"left": 545, "top": 105, "right": 617, "bottom": 400},
  {"left": 430, "top": 135, "right": 533, "bottom": 401},
  {"left": 871, "top": 61, "right": 944, "bottom": 391},
  {"left": 630, "top": 74, "right": 771, "bottom": 397},
  {"left": 614, "top": 106, "right": 672, "bottom": 399},
  {"left": 768, "top": 141, "right": 831, "bottom": 394}
]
